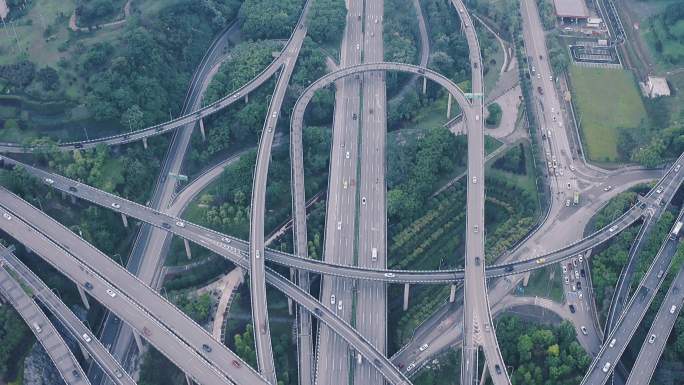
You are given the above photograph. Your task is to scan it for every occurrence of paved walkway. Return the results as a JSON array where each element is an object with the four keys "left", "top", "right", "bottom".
[{"left": 210, "top": 268, "right": 246, "bottom": 339}]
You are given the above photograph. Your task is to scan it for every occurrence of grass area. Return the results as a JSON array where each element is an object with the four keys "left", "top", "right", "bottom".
[
  {"left": 522, "top": 264, "right": 564, "bottom": 302},
  {"left": 476, "top": 21, "right": 505, "bottom": 93},
  {"left": 569, "top": 66, "right": 648, "bottom": 163}
]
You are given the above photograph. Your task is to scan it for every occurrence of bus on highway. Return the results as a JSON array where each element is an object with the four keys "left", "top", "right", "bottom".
[{"left": 671, "top": 221, "right": 683, "bottom": 240}]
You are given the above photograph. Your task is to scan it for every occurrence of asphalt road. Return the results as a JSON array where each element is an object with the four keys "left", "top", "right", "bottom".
[
  {"left": 314, "top": 0, "right": 364, "bottom": 381},
  {"left": 581, "top": 208, "right": 684, "bottom": 385},
  {"left": 0, "top": 188, "right": 268, "bottom": 385},
  {"left": 0, "top": 246, "right": 134, "bottom": 385},
  {"left": 4, "top": 154, "right": 681, "bottom": 284},
  {"left": 0, "top": 259, "right": 90, "bottom": 385},
  {"left": 625, "top": 255, "right": 684, "bottom": 385},
  {"left": 248, "top": 20, "right": 308, "bottom": 383}
]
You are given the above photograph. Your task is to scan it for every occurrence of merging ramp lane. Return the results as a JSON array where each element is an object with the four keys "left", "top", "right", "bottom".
[
  {"left": 580, "top": 208, "right": 684, "bottom": 385},
  {"left": 0, "top": 245, "right": 135, "bottom": 385},
  {"left": 0, "top": 254, "right": 90, "bottom": 385}
]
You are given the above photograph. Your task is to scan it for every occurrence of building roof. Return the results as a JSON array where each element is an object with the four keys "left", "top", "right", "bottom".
[
  {"left": 553, "top": 0, "right": 590, "bottom": 18},
  {"left": 648, "top": 76, "right": 670, "bottom": 97}
]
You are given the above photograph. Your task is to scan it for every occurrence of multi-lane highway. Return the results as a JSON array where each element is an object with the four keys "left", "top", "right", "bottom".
[
  {"left": 625, "top": 258, "right": 684, "bottom": 385},
  {"left": 248, "top": 17, "right": 308, "bottom": 383},
  {"left": 580, "top": 208, "right": 684, "bottom": 385},
  {"left": 0, "top": 254, "right": 90, "bottom": 385},
  {"left": 0, "top": 185, "right": 413, "bottom": 385},
  {"left": 314, "top": 0, "right": 364, "bottom": 381},
  {"left": 0, "top": 188, "right": 268, "bottom": 385},
  {"left": 4, "top": 153, "right": 682, "bottom": 284},
  {"left": 0, "top": 245, "right": 134, "bottom": 385}
]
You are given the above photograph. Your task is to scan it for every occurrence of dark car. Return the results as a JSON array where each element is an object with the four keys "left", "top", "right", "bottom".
[
  {"left": 69, "top": 186, "right": 78, "bottom": 192},
  {"left": 162, "top": 222, "right": 171, "bottom": 229},
  {"left": 475, "top": 257, "right": 481, "bottom": 266},
  {"left": 580, "top": 269, "right": 586, "bottom": 277},
  {"left": 373, "top": 358, "right": 382, "bottom": 366},
  {"left": 314, "top": 308, "right": 323, "bottom": 317},
  {"left": 74, "top": 143, "right": 83, "bottom": 149},
  {"left": 576, "top": 281, "right": 582, "bottom": 290},
  {"left": 504, "top": 266, "right": 514, "bottom": 272},
  {"left": 352, "top": 113, "right": 357, "bottom": 120},
  {"left": 202, "top": 344, "right": 212, "bottom": 353},
  {"left": 84, "top": 282, "right": 93, "bottom": 290},
  {"left": 495, "top": 364, "right": 502, "bottom": 375},
  {"left": 72, "top": 370, "right": 81, "bottom": 378},
  {"left": 569, "top": 304, "right": 576, "bottom": 313}
]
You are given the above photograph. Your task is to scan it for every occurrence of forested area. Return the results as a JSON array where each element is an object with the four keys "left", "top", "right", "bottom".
[
  {"left": 307, "top": 0, "right": 346, "bottom": 46},
  {"left": 239, "top": 0, "right": 304, "bottom": 40},
  {"left": 75, "top": 0, "right": 126, "bottom": 25},
  {"left": 644, "top": 3, "right": 684, "bottom": 66},
  {"left": 497, "top": 316, "right": 591, "bottom": 385},
  {"left": 422, "top": 0, "right": 471, "bottom": 85},
  {"left": 0, "top": 305, "right": 31, "bottom": 381}
]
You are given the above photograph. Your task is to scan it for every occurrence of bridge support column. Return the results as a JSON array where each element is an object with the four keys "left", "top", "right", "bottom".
[
  {"left": 184, "top": 239, "right": 192, "bottom": 259},
  {"left": 133, "top": 330, "right": 144, "bottom": 352},
  {"left": 244, "top": 93, "right": 249, "bottom": 104},
  {"left": 70, "top": 195, "right": 77, "bottom": 205},
  {"left": 422, "top": 76, "right": 427, "bottom": 94},
  {"left": 185, "top": 374, "right": 193, "bottom": 385},
  {"left": 199, "top": 119, "right": 206, "bottom": 142},
  {"left": 77, "top": 285, "right": 90, "bottom": 310},
  {"left": 61, "top": 191, "right": 66, "bottom": 200},
  {"left": 121, "top": 213, "right": 128, "bottom": 228},
  {"left": 78, "top": 343, "right": 91, "bottom": 361},
  {"left": 142, "top": 137, "right": 148, "bottom": 149},
  {"left": 403, "top": 283, "right": 410, "bottom": 311},
  {"left": 449, "top": 284, "right": 456, "bottom": 303},
  {"left": 479, "top": 360, "right": 488, "bottom": 385},
  {"left": 288, "top": 268, "right": 295, "bottom": 316},
  {"left": 447, "top": 93, "right": 452, "bottom": 119}
]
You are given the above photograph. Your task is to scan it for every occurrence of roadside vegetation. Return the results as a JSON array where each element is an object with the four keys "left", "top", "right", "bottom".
[
  {"left": 642, "top": 3, "right": 684, "bottom": 68},
  {"left": 0, "top": 0, "right": 240, "bottom": 143},
  {"left": 496, "top": 316, "right": 591, "bottom": 385}
]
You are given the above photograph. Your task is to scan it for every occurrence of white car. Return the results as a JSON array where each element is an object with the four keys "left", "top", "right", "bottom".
[
  {"left": 106, "top": 289, "right": 117, "bottom": 298},
  {"left": 575, "top": 271, "right": 580, "bottom": 280},
  {"left": 330, "top": 295, "right": 336, "bottom": 305},
  {"left": 604, "top": 185, "right": 612, "bottom": 191},
  {"left": 255, "top": 250, "right": 260, "bottom": 259},
  {"left": 2, "top": 213, "right": 11, "bottom": 220},
  {"left": 648, "top": 334, "right": 657, "bottom": 344},
  {"left": 361, "top": 197, "right": 367, "bottom": 205},
  {"left": 602, "top": 362, "right": 611, "bottom": 373},
  {"left": 474, "top": 225, "right": 479, "bottom": 233},
  {"left": 337, "top": 221, "right": 342, "bottom": 230},
  {"left": 578, "top": 255, "right": 583, "bottom": 263},
  {"left": 384, "top": 272, "right": 395, "bottom": 278},
  {"left": 176, "top": 221, "right": 185, "bottom": 228},
  {"left": 475, "top": 115, "right": 480, "bottom": 121},
  {"left": 345, "top": 151, "right": 350, "bottom": 159},
  {"left": 44, "top": 178, "right": 54, "bottom": 184},
  {"left": 343, "top": 180, "right": 348, "bottom": 189},
  {"left": 609, "top": 226, "right": 617, "bottom": 232},
  {"left": 609, "top": 338, "right": 616, "bottom": 348},
  {"left": 111, "top": 203, "right": 120, "bottom": 209},
  {"left": 419, "top": 344, "right": 429, "bottom": 352},
  {"left": 221, "top": 237, "right": 232, "bottom": 243},
  {"left": 564, "top": 275, "right": 569, "bottom": 284},
  {"left": 472, "top": 176, "right": 477, "bottom": 184},
  {"left": 406, "top": 362, "right": 416, "bottom": 372},
  {"left": 657, "top": 187, "right": 664, "bottom": 194},
  {"left": 670, "top": 305, "right": 677, "bottom": 314},
  {"left": 337, "top": 301, "right": 343, "bottom": 310},
  {"left": 82, "top": 334, "right": 92, "bottom": 343},
  {"left": 562, "top": 265, "right": 567, "bottom": 273},
  {"left": 581, "top": 326, "right": 588, "bottom": 335},
  {"left": 272, "top": 111, "right": 277, "bottom": 118}
]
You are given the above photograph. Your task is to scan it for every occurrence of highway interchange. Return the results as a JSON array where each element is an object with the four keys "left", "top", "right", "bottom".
[{"left": 1, "top": 1, "right": 684, "bottom": 385}]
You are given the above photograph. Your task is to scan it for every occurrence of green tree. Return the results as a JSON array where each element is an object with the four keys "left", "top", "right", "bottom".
[
  {"left": 121, "top": 105, "right": 145, "bottom": 131},
  {"left": 307, "top": 0, "right": 346, "bottom": 44}
]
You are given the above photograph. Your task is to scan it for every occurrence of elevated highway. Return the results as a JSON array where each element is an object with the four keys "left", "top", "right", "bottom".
[
  {"left": 0, "top": 187, "right": 412, "bottom": 385},
  {"left": 248, "top": 19, "right": 308, "bottom": 383},
  {"left": 0, "top": 189, "right": 268, "bottom": 385},
  {"left": 3, "top": 154, "right": 683, "bottom": 283},
  {"left": 580, "top": 207, "right": 684, "bottom": 385},
  {"left": 0, "top": 245, "right": 135, "bottom": 385},
  {"left": 0, "top": 253, "right": 90, "bottom": 385}
]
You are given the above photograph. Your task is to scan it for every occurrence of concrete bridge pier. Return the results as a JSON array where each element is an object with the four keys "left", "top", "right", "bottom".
[
  {"left": 61, "top": 191, "right": 67, "bottom": 200},
  {"left": 449, "top": 284, "right": 457, "bottom": 303},
  {"left": 70, "top": 195, "right": 77, "bottom": 205},
  {"left": 479, "top": 360, "right": 489, "bottom": 385},
  {"left": 447, "top": 93, "right": 452, "bottom": 119},
  {"left": 288, "top": 268, "right": 295, "bottom": 315},
  {"left": 422, "top": 76, "right": 427, "bottom": 94},
  {"left": 78, "top": 343, "right": 91, "bottom": 361},
  {"left": 185, "top": 374, "right": 194, "bottom": 385},
  {"left": 199, "top": 119, "right": 206, "bottom": 142},
  {"left": 142, "top": 137, "right": 148, "bottom": 149},
  {"left": 121, "top": 213, "right": 128, "bottom": 228},
  {"left": 403, "top": 283, "right": 410, "bottom": 311},
  {"left": 244, "top": 93, "right": 249, "bottom": 104},
  {"left": 133, "top": 330, "right": 144, "bottom": 352},
  {"left": 184, "top": 238, "right": 192, "bottom": 259},
  {"left": 77, "top": 285, "right": 90, "bottom": 310}
]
